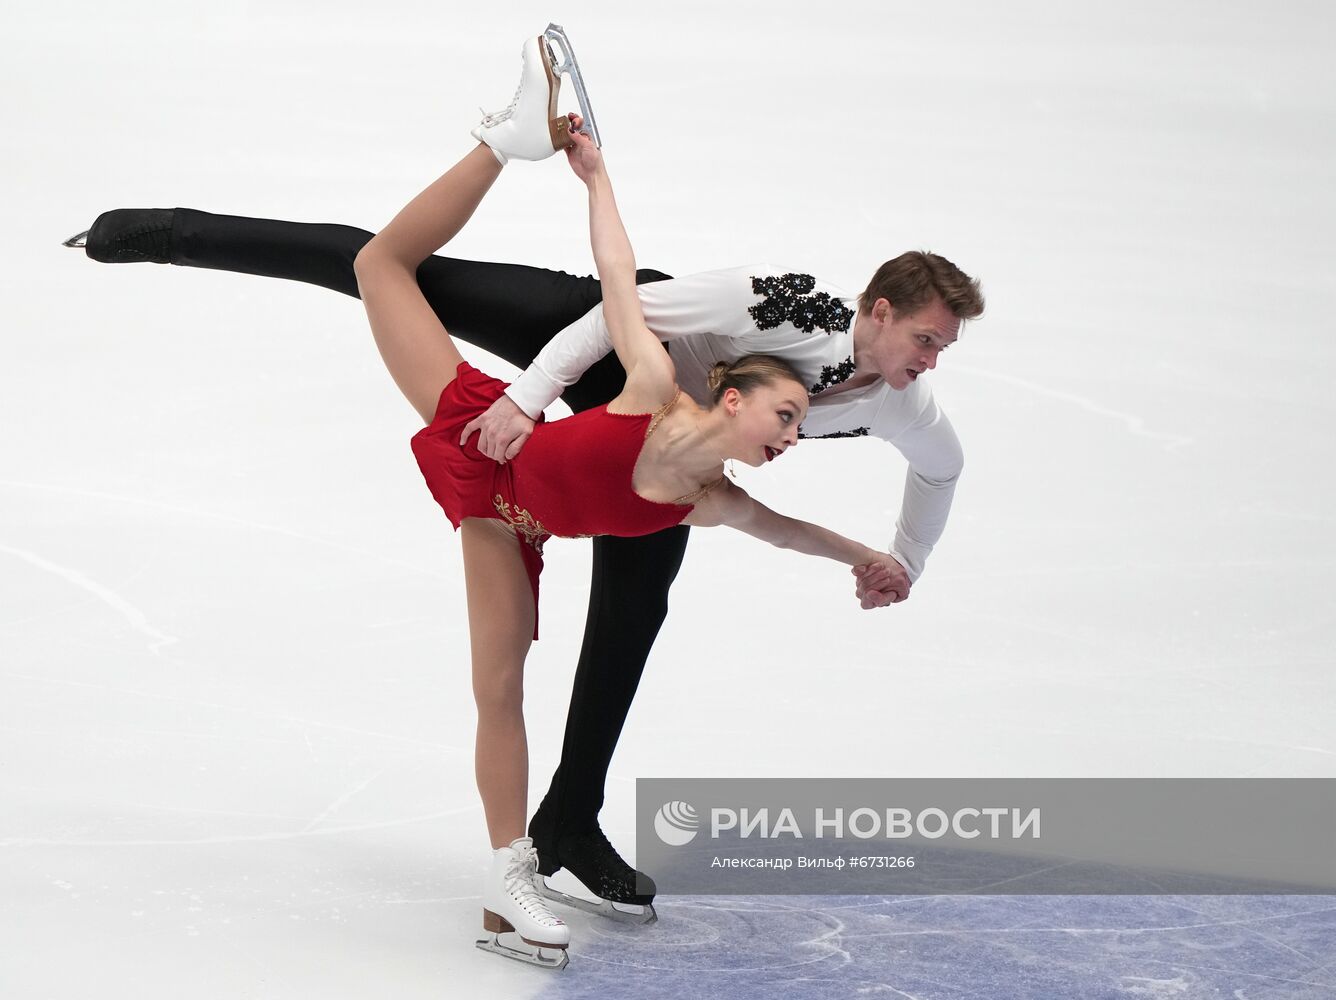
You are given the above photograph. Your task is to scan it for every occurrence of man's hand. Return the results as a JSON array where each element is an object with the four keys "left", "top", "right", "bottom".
[
  {"left": 459, "top": 394, "right": 535, "bottom": 463},
  {"left": 851, "top": 555, "right": 911, "bottom": 609}
]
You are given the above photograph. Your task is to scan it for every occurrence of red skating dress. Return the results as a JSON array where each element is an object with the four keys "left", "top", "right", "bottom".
[{"left": 411, "top": 362, "right": 723, "bottom": 639}]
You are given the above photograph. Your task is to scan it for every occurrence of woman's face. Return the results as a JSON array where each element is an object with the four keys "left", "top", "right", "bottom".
[{"left": 725, "top": 379, "right": 808, "bottom": 466}]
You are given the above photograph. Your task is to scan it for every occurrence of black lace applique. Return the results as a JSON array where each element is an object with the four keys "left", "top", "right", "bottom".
[
  {"left": 749, "top": 273, "right": 855, "bottom": 334},
  {"left": 797, "top": 426, "right": 870, "bottom": 440},
  {"left": 808, "top": 357, "right": 856, "bottom": 396}
]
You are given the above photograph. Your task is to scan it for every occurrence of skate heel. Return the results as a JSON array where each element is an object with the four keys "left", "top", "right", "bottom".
[
  {"left": 549, "top": 115, "right": 571, "bottom": 148},
  {"left": 540, "top": 41, "right": 568, "bottom": 152},
  {"left": 482, "top": 908, "right": 515, "bottom": 934}
]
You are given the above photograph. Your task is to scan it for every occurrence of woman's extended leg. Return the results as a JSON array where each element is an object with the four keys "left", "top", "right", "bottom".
[
  {"left": 354, "top": 144, "right": 504, "bottom": 422},
  {"left": 460, "top": 518, "right": 536, "bottom": 845}
]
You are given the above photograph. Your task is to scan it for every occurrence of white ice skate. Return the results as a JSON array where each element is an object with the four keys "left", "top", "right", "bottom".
[
  {"left": 471, "top": 34, "right": 572, "bottom": 164},
  {"left": 471, "top": 25, "right": 602, "bottom": 165},
  {"left": 476, "top": 836, "right": 571, "bottom": 971}
]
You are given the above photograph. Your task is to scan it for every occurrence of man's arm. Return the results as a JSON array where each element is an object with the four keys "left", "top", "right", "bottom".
[
  {"left": 851, "top": 400, "right": 962, "bottom": 607},
  {"left": 568, "top": 128, "right": 675, "bottom": 398},
  {"left": 879, "top": 394, "right": 964, "bottom": 584}
]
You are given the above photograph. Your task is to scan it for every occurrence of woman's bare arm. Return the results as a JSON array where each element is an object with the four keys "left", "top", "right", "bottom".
[
  {"left": 685, "top": 483, "right": 910, "bottom": 605},
  {"left": 685, "top": 481, "right": 897, "bottom": 573},
  {"left": 566, "top": 126, "right": 674, "bottom": 394}
]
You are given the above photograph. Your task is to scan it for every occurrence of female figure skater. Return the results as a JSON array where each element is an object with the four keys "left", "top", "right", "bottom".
[{"left": 355, "top": 89, "right": 905, "bottom": 968}]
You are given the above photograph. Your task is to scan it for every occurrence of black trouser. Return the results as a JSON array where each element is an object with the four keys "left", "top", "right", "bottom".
[{"left": 171, "top": 208, "right": 688, "bottom": 834}]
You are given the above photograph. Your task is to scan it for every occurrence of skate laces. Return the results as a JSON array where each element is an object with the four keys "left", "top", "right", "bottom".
[
  {"left": 505, "top": 845, "right": 564, "bottom": 926},
  {"left": 479, "top": 80, "right": 523, "bottom": 127}
]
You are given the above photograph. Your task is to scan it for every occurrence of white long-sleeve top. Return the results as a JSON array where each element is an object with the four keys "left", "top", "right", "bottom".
[{"left": 505, "top": 265, "right": 963, "bottom": 582}]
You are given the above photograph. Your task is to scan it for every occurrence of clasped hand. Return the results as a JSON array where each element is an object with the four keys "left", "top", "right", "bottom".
[{"left": 852, "top": 556, "right": 911, "bottom": 609}]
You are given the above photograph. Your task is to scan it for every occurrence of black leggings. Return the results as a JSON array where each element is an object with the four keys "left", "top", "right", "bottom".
[{"left": 171, "top": 208, "right": 687, "bottom": 831}]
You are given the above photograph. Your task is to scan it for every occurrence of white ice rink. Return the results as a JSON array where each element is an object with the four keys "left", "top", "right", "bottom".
[{"left": 4, "top": 2, "right": 1335, "bottom": 997}]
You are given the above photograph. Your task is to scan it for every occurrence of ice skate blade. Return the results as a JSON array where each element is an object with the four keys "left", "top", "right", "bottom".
[
  {"left": 63, "top": 230, "right": 89, "bottom": 248},
  {"left": 475, "top": 932, "right": 570, "bottom": 970},
  {"left": 543, "top": 23, "right": 601, "bottom": 148},
  {"left": 533, "top": 874, "right": 658, "bottom": 925}
]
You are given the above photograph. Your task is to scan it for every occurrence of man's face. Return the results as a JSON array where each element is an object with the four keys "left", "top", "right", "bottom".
[{"left": 867, "top": 296, "right": 961, "bottom": 390}]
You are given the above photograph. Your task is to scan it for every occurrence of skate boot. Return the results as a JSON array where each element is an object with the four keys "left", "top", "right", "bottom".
[
  {"left": 476, "top": 836, "right": 570, "bottom": 970},
  {"left": 471, "top": 34, "right": 572, "bottom": 165},
  {"left": 529, "top": 816, "right": 658, "bottom": 925},
  {"left": 63, "top": 208, "right": 176, "bottom": 264}
]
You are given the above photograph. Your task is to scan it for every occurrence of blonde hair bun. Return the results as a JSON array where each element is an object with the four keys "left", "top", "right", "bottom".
[{"left": 707, "top": 355, "right": 805, "bottom": 405}]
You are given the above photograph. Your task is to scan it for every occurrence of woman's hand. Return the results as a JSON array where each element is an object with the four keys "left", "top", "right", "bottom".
[{"left": 563, "top": 113, "right": 603, "bottom": 184}]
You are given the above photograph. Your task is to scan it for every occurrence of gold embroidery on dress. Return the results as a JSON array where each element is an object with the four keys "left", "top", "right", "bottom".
[{"left": 493, "top": 495, "right": 550, "bottom": 553}]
